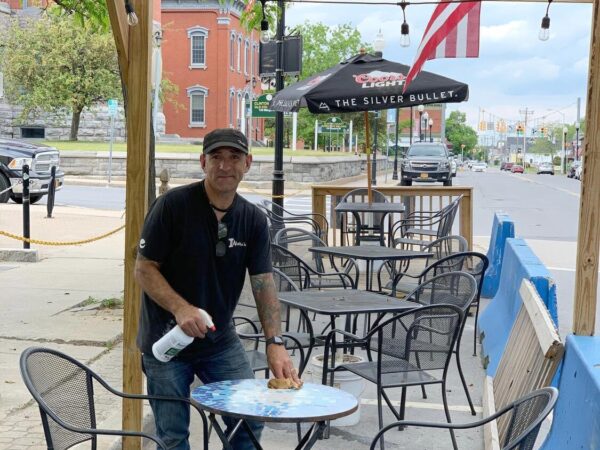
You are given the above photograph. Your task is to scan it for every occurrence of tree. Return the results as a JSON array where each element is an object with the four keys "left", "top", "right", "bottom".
[
  {"left": 529, "top": 138, "right": 556, "bottom": 155},
  {"left": 445, "top": 111, "right": 477, "bottom": 156},
  {"left": 0, "top": 13, "right": 121, "bottom": 140},
  {"left": 289, "top": 22, "right": 371, "bottom": 148}
]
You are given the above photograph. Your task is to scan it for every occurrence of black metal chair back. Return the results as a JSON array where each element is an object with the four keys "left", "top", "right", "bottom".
[
  {"left": 20, "top": 347, "right": 206, "bottom": 450},
  {"left": 271, "top": 243, "right": 310, "bottom": 289},
  {"left": 274, "top": 227, "right": 328, "bottom": 273},
  {"left": 257, "top": 200, "right": 329, "bottom": 242},
  {"left": 338, "top": 188, "right": 389, "bottom": 245},
  {"left": 369, "top": 387, "right": 558, "bottom": 450}
]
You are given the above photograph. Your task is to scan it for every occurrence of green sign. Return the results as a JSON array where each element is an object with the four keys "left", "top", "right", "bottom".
[
  {"left": 252, "top": 94, "right": 276, "bottom": 118},
  {"left": 321, "top": 117, "right": 346, "bottom": 132}
]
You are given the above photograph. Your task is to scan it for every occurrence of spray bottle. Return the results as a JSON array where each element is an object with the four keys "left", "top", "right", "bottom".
[{"left": 152, "top": 309, "right": 215, "bottom": 362}]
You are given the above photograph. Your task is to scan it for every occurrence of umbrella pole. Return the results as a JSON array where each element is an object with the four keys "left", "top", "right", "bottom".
[{"left": 364, "top": 111, "right": 373, "bottom": 204}]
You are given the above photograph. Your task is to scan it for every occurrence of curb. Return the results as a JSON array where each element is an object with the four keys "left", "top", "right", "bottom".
[{"left": 0, "top": 248, "right": 39, "bottom": 262}]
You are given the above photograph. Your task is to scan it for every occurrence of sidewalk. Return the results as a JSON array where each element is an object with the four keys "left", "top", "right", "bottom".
[{"left": 0, "top": 171, "right": 487, "bottom": 450}]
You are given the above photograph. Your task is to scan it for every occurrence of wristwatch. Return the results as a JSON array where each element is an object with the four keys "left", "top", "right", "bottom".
[{"left": 266, "top": 336, "right": 284, "bottom": 346}]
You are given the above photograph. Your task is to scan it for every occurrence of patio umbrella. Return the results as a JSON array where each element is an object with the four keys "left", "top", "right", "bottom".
[{"left": 269, "top": 52, "right": 469, "bottom": 202}]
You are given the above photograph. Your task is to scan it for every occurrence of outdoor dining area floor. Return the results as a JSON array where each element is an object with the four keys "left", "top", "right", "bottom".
[{"left": 182, "top": 295, "right": 492, "bottom": 450}]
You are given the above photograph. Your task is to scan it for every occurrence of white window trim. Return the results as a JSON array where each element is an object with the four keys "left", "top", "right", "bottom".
[
  {"left": 237, "top": 36, "right": 242, "bottom": 73},
  {"left": 229, "top": 89, "right": 235, "bottom": 127},
  {"left": 187, "top": 85, "right": 208, "bottom": 128},
  {"left": 187, "top": 26, "right": 208, "bottom": 69},
  {"left": 244, "top": 39, "right": 249, "bottom": 76},
  {"left": 230, "top": 32, "right": 236, "bottom": 70}
]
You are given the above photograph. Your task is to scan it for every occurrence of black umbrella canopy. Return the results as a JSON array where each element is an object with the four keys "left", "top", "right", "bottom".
[{"left": 269, "top": 53, "right": 469, "bottom": 114}]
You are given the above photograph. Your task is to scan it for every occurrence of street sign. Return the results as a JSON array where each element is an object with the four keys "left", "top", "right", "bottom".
[
  {"left": 252, "top": 94, "right": 276, "bottom": 118},
  {"left": 321, "top": 117, "right": 346, "bottom": 132},
  {"left": 107, "top": 99, "right": 118, "bottom": 117},
  {"left": 387, "top": 109, "right": 397, "bottom": 124}
]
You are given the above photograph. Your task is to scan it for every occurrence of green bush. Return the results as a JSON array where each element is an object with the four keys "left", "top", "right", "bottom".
[{"left": 553, "top": 156, "right": 561, "bottom": 166}]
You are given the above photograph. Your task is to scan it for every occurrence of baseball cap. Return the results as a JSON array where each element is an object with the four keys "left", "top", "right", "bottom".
[{"left": 202, "top": 128, "right": 249, "bottom": 154}]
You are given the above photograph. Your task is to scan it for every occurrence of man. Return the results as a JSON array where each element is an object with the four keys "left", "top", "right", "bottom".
[{"left": 135, "top": 128, "right": 299, "bottom": 450}]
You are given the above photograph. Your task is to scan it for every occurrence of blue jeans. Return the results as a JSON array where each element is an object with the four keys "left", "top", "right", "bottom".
[{"left": 142, "top": 336, "right": 264, "bottom": 450}]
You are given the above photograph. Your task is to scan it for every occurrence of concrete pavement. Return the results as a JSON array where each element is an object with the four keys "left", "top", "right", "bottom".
[{"left": 0, "top": 172, "right": 487, "bottom": 450}]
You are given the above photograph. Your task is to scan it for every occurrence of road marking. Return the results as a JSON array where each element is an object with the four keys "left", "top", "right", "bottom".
[
  {"left": 506, "top": 173, "right": 580, "bottom": 198},
  {"left": 360, "top": 398, "right": 483, "bottom": 413}
]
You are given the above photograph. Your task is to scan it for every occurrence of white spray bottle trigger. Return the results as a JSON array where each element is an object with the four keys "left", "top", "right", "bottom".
[{"left": 199, "top": 309, "right": 216, "bottom": 332}]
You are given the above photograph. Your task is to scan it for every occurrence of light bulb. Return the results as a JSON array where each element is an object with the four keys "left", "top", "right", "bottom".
[
  {"left": 539, "top": 16, "right": 550, "bottom": 41},
  {"left": 260, "top": 20, "right": 269, "bottom": 44},
  {"left": 400, "top": 22, "right": 410, "bottom": 47},
  {"left": 125, "top": 1, "right": 138, "bottom": 26}
]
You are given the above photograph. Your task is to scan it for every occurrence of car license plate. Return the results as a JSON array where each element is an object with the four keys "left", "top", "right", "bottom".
[{"left": 420, "top": 173, "right": 428, "bottom": 179}]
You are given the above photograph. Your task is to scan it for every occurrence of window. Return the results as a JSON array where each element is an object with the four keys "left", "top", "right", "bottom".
[
  {"left": 236, "top": 92, "right": 242, "bottom": 129},
  {"left": 187, "top": 27, "right": 208, "bottom": 68},
  {"left": 230, "top": 33, "right": 235, "bottom": 70},
  {"left": 237, "top": 36, "right": 242, "bottom": 72},
  {"left": 229, "top": 90, "right": 235, "bottom": 127},
  {"left": 244, "top": 40, "right": 249, "bottom": 75},
  {"left": 187, "top": 85, "right": 208, "bottom": 126}
]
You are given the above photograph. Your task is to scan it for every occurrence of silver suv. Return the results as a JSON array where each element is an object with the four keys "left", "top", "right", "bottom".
[{"left": 400, "top": 142, "right": 453, "bottom": 186}]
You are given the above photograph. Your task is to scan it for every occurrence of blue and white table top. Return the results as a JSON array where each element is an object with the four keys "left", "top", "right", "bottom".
[{"left": 191, "top": 379, "right": 358, "bottom": 423}]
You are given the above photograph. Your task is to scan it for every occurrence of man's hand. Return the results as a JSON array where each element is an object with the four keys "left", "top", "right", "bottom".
[
  {"left": 173, "top": 304, "right": 212, "bottom": 338},
  {"left": 266, "top": 344, "right": 301, "bottom": 384}
]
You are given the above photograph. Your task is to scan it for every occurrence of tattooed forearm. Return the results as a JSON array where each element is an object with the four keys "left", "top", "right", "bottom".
[{"left": 250, "top": 273, "right": 281, "bottom": 337}]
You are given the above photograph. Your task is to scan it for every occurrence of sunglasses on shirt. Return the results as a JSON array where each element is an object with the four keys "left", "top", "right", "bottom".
[{"left": 216, "top": 222, "right": 228, "bottom": 257}]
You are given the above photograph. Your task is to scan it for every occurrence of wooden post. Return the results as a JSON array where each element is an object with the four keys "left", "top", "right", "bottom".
[
  {"left": 106, "top": 0, "right": 129, "bottom": 85},
  {"left": 573, "top": 0, "right": 600, "bottom": 336},
  {"left": 121, "top": 0, "right": 152, "bottom": 448},
  {"left": 459, "top": 188, "right": 474, "bottom": 251}
]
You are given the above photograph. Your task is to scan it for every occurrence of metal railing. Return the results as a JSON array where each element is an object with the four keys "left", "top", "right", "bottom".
[{"left": 311, "top": 185, "right": 473, "bottom": 249}]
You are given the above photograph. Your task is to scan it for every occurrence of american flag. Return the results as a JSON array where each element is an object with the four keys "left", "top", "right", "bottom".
[{"left": 403, "top": 1, "right": 481, "bottom": 92}]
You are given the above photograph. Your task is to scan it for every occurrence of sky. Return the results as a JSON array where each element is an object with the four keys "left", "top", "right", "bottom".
[{"left": 286, "top": 1, "right": 593, "bottom": 130}]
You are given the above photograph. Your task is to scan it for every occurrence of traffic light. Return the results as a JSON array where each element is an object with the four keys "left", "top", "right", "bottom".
[
  {"left": 516, "top": 123, "right": 524, "bottom": 135},
  {"left": 540, "top": 127, "right": 547, "bottom": 137}
]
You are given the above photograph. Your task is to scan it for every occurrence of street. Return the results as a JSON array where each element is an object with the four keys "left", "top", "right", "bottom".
[{"left": 35, "top": 167, "right": 594, "bottom": 337}]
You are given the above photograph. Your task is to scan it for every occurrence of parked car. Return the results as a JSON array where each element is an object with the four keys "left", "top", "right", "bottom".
[
  {"left": 471, "top": 162, "right": 487, "bottom": 172},
  {"left": 0, "top": 138, "right": 64, "bottom": 204},
  {"left": 575, "top": 163, "right": 583, "bottom": 180},
  {"left": 567, "top": 161, "right": 581, "bottom": 178},
  {"left": 537, "top": 162, "right": 555, "bottom": 175},
  {"left": 511, "top": 164, "right": 524, "bottom": 174},
  {"left": 500, "top": 162, "right": 514, "bottom": 171},
  {"left": 400, "top": 142, "right": 453, "bottom": 186}
]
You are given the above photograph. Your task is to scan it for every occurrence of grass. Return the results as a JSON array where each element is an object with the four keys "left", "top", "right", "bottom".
[
  {"left": 43, "top": 140, "right": 352, "bottom": 157},
  {"left": 74, "top": 295, "right": 124, "bottom": 310}
]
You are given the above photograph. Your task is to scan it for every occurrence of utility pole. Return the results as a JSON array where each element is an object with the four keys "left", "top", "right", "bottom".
[
  {"left": 272, "top": 0, "right": 285, "bottom": 210},
  {"left": 519, "top": 107, "right": 534, "bottom": 168}
]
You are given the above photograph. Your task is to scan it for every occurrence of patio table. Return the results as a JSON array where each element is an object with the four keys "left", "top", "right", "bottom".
[
  {"left": 334, "top": 202, "right": 405, "bottom": 245},
  {"left": 309, "top": 245, "right": 431, "bottom": 291},
  {"left": 191, "top": 379, "right": 357, "bottom": 450}
]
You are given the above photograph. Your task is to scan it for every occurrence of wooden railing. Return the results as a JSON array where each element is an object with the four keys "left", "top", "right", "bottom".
[{"left": 311, "top": 185, "right": 474, "bottom": 250}]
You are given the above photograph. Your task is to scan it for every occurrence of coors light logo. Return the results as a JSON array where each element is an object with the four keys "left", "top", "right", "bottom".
[{"left": 353, "top": 70, "right": 406, "bottom": 88}]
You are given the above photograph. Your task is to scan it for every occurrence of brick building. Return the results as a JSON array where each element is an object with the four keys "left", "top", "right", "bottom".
[{"left": 160, "top": 0, "right": 263, "bottom": 141}]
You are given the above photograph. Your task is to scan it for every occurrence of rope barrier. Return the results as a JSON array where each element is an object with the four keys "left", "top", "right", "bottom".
[
  {"left": 0, "top": 224, "right": 126, "bottom": 246},
  {"left": 0, "top": 179, "right": 21, "bottom": 196}
]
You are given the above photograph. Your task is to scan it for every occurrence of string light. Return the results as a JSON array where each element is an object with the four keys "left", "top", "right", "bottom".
[
  {"left": 539, "top": 0, "right": 552, "bottom": 41},
  {"left": 259, "top": 0, "right": 270, "bottom": 44},
  {"left": 400, "top": 2, "right": 410, "bottom": 47},
  {"left": 125, "top": 0, "right": 138, "bottom": 27}
]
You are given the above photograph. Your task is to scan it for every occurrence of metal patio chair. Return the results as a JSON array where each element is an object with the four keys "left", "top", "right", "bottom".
[
  {"left": 322, "top": 304, "right": 464, "bottom": 450},
  {"left": 20, "top": 346, "right": 209, "bottom": 450},
  {"left": 370, "top": 387, "right": 559, "bottom": 450},
  {"left": 337, "top": 188, "right": 391, "bottom": 246}
]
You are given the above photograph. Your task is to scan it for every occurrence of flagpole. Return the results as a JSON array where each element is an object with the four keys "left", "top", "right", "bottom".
[{"left": 365, "top": 111, "right": 372, "bottom": 204}]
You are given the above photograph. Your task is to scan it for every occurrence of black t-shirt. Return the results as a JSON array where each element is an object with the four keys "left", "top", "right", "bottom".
[{"left": 136, "top": 181, "right": 272, "bottom": 359}]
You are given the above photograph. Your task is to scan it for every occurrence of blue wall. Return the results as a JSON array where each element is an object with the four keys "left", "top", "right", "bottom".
[
  {"left": 481, "top": 213, "right": 515, "bottom": 298},
  {"left": 479, "top": 238, "right": 558, "bottom": 376},
  {"left": 540, "top": 335, "right": 600, "bottom": 449}
]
